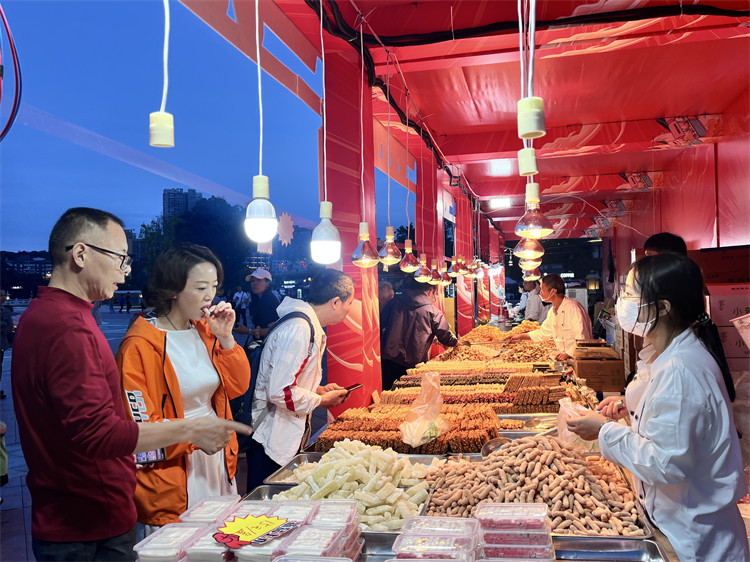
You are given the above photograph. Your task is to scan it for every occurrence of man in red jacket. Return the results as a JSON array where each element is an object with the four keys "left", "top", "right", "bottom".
[{"left": 12, "top": 207, "right": 251, "bottom": 561}]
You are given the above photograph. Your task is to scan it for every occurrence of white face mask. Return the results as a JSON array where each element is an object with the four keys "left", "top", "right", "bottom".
[{"left": 616, "top": 297, "right": 655, "bottom": 337}]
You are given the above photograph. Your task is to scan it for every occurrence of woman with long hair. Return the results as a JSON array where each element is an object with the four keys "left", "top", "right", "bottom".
[
  {"left": 567, "top": 253, "right": 747, "bottom": 562},
  {"left": 117, "top": 244, "right": 250, "bottom": 534}
]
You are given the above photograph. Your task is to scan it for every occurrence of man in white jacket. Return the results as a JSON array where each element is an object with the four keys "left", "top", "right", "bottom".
[{"left": 247, "top": 269, "right": 355, "bottom": 491}]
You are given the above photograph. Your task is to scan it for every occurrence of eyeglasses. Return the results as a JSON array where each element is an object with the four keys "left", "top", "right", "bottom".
[
  {"left": 618, "top": 288, "right": 641, "bottom": 302},
  {"left": 66, "top": 243, "right": 133, "bottom": 271}
]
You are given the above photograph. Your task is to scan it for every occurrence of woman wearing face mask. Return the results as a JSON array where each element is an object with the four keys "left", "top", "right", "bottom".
[
  {"left": 567, "top": 253, "right": 747, "bottom": 562},
  {"left": 117, "top": 244, "right": 251, "bottom": 534}
]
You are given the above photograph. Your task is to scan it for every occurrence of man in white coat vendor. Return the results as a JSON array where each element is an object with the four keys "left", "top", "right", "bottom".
[
  {"left": 246, "top": 269, "right": 355, "bottom": 491},
  {"left": 510, "top": 273, "right": 592, "bottom": 360},
  {"left": 567, "top": 253, "right": 747, "bottom": 562}
]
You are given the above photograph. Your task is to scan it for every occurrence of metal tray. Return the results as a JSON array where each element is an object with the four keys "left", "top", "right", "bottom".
[
  {"left": 263, "top": 453, "right": 446, "bottom": 486},
  {"left": 553, "top": 538, "right": 669, "bottom": 561}
]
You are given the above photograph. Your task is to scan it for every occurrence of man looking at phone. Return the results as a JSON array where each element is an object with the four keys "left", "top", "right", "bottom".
[
  {"left": 12, "top": 208, "right": 252, "bottom": 561},
  {"left": 247, "top": 269, "right": 355, "bottom": 491}
]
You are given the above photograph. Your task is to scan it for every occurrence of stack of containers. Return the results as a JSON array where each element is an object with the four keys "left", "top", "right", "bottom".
[
  {"left": 132, "top": 523, "right": 209, "bottom": 562},
  {"left": 473, "top": 503, "right": 555, "bottom": 560},
  {"left": 389, "top": 516, "right": 481, "bottom": 560},
  {"left": 235, "top": 501, "right": 319, "bottom": 562}
]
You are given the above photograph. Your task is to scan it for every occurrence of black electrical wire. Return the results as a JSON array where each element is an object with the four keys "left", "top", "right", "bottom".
[
  {"left": 306, "top": 0, "right": 750, "bottom": 233},
  {"left": 0, "top": 1, "right": 21, "bottom": 143}
]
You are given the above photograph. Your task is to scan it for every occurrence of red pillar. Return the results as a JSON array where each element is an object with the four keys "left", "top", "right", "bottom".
[{"left": 322, "top": 49, "right": 381, "bottom": 416}]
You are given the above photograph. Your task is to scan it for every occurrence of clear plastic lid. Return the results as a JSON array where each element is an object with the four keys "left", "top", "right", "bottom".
[
  {"left": 310, "top": 499, "right": 358, "bottom": 526},
  {"left": 473, "top": 503, "right": 549, "bottom": 530},
  {"left": 179, "top": 495, "right": 241, "bottom": 524},
  {"left": 270, "top": 501, "right": 319, "bottom": 525},
  {"left": 391, "top": 534, "right": 478, "bottom": 559},
  {"left": 234, "top": 539, "right": 279, "bottom": 561},
  {"left": 481, "top": 519, "right": 552, "bottom": 545},
  {"left": 482, "top": 540, "right": 555, "bottom": 560},
  {"left": 229, "top": 500, "right": 278, "bottom": 518},
  {"left": 133, "top": 523, "right": 206, "bottom": 562},
  {"left": 184, "top": 525, "right": 229, "bottom": 561},
  {"left": 402, "top": 516, "right": 480, "bottom": 536},
  {"left": 273, "top": 525, "right": 347, "bottom": 557},
  {"left": 271, "top": 558, "right": 352, "bottom": 562}
]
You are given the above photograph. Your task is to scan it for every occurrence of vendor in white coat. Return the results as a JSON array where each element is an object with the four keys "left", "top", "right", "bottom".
[
  {"left": 247, "top": 269, "right": 355, "bottom": 491},
  {"left": 567, "top": 253, "right": 747, "bottom": 562},
  {"left": 510, "top": 274, "right": 592, "bottom": 360}
]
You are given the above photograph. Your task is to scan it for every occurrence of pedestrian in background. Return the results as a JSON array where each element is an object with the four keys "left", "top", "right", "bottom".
[{"left": 0, "top": 289, "right": 13, "bottom": 399}]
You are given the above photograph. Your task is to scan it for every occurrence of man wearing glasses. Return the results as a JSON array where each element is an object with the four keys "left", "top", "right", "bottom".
[{"left": 11, "top": 207, "right": 251, "bottom": 561}]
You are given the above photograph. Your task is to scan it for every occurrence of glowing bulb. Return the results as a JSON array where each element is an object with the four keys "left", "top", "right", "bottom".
[
  {"left": 399, "top": 239, "right": 420, "bottom": 273},
  {"left": 378, "top": 226, "right": 402, "bottom": 266},
  {"left": 440, "top": 265, "right": 452, "bottom": 286},
  {"left": 457, "top": 256, "right": 469, "bottom": 275},
  {"left": 515, "top": 183, "right": 553, "bottom": 239},
  {"left": 351, "top": 222, "right": 379, "bottom": 268},
  {"left": 310, "top": 201, "right": 341, "bottom": 265},
  {"left": 475, "top": 262, "right": 485, "bottom": 279},
  {"left": 414, "top": 254, "right": 431, "bottom": 283},
  {"left": 447, "top": 256, "right": 459, "bottom": 277},
  {"left": 523, "top": 268, "right": 542, "bottom": 281},
  {"left": 518, "top": 258, "right": 542, "bottom": 271},
  {"left": 244, "top": 175, "right": 278, "bottom": 243},
  {"left": 428, "top": 260, "right": 442, "bottom": 285},
  {"left": 513, "top": 238, "right": 545, "bottom": 260}
]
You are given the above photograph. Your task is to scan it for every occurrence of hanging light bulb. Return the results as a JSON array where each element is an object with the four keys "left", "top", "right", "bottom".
[
  {"left": 518, "top": 257, "right": 542, "bottom": 271},
  {"left": 414, "top": 254, "right": 432, "bottom": 283},
  {"left": 457, "top": 255, "right": 469, "bottom": 275},
  {"left": 428, "top": 260, "right": 442, "bottom": 285},
  {"left": 244, "top": 175, "right": 278, "bottom": 242},
  {"left": 440, "top": 265, "right": 452, "bottom": 286},
  {"left": 447, "top": 256, "right": 459, "bottom": 278},
  {"left": 399, "top": 239, "right": 420, "bottom": 273},
  {"left": 310, "top": 201, "right": 341, "bottom": 264},
  {"left": 513, "top": 238, "right": 545, "bottom": 260},
  {"left": 523, "top": 268, "right": 542, "bottom": 281},
  {"left": 379, "top": 225, "right": 402, "bottom": 266},
  {"left": 476, "top": 263, "right": 485, "bottom": 280},
  {"left": 465, "top": 260, "right": 478, "bottom": 280},
  {"left": 351, "top": 222, "right": 379, "bottom": 268},
  {"left": 515, "top": 183, "right": 553, "bottom": 239}
]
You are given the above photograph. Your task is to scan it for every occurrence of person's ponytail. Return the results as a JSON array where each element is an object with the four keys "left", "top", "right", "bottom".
[{"left": 694, "top": 312, "right": 736, "bottom": 402}]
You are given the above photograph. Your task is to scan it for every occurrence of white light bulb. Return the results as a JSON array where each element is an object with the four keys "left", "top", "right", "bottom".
[
  {"left": 244, "top": 175, "right": 278, "bottom": 243},
  {"left": 311, "top": 201, "right": 341, "bottom": 264}
]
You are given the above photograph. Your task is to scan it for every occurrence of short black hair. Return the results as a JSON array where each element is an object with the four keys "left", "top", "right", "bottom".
[
  {"left": 308, "top": 269, "right": 354, "bottom": 305},
  {"left": 643, "top": 232, "right": 687, "bottom": 255},
  {"left": 147, "top": 244, "right": 224, "bottom": 316},
  {"left": 541, "top": 274, "right": 566, "bottom": 296},
  {"left": 49, "top": 207, "right": 125, "bottom": 266}
]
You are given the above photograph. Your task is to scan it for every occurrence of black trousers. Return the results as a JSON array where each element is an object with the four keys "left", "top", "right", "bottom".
[{"left": 381, "top": 359, "right": 408, "bottom": 391}]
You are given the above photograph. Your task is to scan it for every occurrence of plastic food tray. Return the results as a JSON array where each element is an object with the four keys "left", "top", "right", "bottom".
[
  {"left": 179, "top": 495, "right": 241, "bottom": 524},
  {"left": 401, "top": 516, "right": 480, "bottom": 536},
  {"left": 552, "top": 537, "right": 670, "bottom": 561},
  {"left": 264, "top": 453, "right": 443, "bottom": 486}
]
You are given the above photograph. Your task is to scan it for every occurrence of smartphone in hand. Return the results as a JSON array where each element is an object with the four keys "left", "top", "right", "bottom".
[{"left": 345, "top": 383, "right": 363, "bottom": 394}]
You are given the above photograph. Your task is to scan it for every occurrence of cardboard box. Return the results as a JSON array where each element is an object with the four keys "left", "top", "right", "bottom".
[
  {"left": 726, "top": 357, "right": 750, "bottom": 373},
  {"left": 718, "top": 326, "right": 750, "bottom": 358},
  {"left": 689, "top": 246, "right": 750, "bottom": 284},
  {"left": 706, "top": 284, "right": 750, "bottom": 326},
  {"left": 573, "top": 357, "right": 625, "bottom": 392}
]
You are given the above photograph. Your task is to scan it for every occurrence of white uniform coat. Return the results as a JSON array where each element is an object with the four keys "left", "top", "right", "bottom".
[
  {"left": 599, "top": 328, "right": 748, "bottom": 562},
  {"left": 528, "top": 296, "right": 592, "bottom": 356},
  {"left": 251, "top": 298, "right": 325, "bottom": 466}
]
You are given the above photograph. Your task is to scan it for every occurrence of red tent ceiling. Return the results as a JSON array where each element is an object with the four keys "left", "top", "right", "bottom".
[{"left": 274, "top": 0, "right": 750, "bottom": 238}]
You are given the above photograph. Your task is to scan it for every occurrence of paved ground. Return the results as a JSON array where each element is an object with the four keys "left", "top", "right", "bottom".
[{"left": 0, "top": 308, "right": 327, "bottom": 561}]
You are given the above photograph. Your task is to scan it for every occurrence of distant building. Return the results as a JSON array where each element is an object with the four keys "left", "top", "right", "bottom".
[
  {"left": 4, "top": 254, "right": 53, "bottom": 276},
  {"left": 162, "top": 188, "right": 203, "bottom": 219}
]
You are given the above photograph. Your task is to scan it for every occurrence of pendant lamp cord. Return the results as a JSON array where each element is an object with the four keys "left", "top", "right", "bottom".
[
  {"left": 359, "top": 25, "right": 366, "bottom": 221},
  {"left": 405, "top": 92, "right": 411, "bottom": 241},
  {"left": 160, "top": 0, "right": 170, "bottom": 113},
  {"left": 320, "top": 0, "right": 328, "bottom": 201},
  {"left": 386, "top": 52, "right": 392, "bottom": 227},
  {"left": 256, "top": 0, "right": 263, "bottom": 175}
]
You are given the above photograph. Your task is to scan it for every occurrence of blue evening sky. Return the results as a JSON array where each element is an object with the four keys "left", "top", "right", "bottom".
[{"left": 0, "top": 0, "right": 411, "bottom": 252}]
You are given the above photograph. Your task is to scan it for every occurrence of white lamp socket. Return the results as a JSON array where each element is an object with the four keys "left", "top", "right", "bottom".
[
  {"left": 149, "top": 111, "right": 174, "bottom": 147},
  {"left": 518, "top": 147, "right": 538, "bottom": 176},
  {"left": 253, "top": 175, "right": 270, "bottom": 199},
  {"left": 359, "top": 221, "right": 370, "bottom": 239},
  {"left": 525, "top": 182, "right": 541, "bottom": 204},
  {"left": 319, "top": 200, "right": 333, "bottom": 219},
  {"left": 517, "top": 97, "right": 546, "bottom": 139}
]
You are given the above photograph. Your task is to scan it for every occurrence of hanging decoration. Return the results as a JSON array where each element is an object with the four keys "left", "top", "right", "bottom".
[
  {"left": 149, "top": 0, "right": 174, "bottom": 147},
  {"left": 311, "top": 1, "right": 342, "bottom": 264},
  {"left": 244, "top": 0, "right": 278, "bottom": 243}
]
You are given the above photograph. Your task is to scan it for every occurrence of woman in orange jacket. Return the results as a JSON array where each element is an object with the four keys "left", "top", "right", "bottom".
[{"left": 117, "top": 244, "right": 250, "bottom": 532}]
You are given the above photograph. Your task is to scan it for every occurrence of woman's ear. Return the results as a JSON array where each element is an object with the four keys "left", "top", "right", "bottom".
[{"left": 658, "top": 299, "right": 672, "bottom": 316}]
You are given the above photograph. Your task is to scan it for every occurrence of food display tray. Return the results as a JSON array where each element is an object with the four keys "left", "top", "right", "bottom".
[
  {"left": 554, "top": 538, "right": 669, "bottom": 561},
  {"left": 264, "top": 453, "right": 443, "bottom": 486}
]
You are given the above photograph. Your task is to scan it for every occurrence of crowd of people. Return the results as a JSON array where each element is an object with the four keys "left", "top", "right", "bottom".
[{"left": 4, "top": 208, "right": 747, "bottom": 561}]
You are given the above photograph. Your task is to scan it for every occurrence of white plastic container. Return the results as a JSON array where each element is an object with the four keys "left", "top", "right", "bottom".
[
  {"left": 133, "top": 523, "right": 205, "bottom": 562},
  {"left": 184, "top": 525, "right": 228, "bottom": 562},
  {"left": 272, "top": 525, "right": 347, "bottom": 558},
  {"left": 179, "top": 495, "right": 241, "bottom": 525},
  {"left": 473, "top": 503, "right": 549, "bottom": 530},
  {"left": 227, "top": 500, "right": 278, "bottom": 518},
  {"left": 391, "top": 533, "right": 478, "bottom": 560},
  {"left": 402, "top": 516, "right": 480, "bottom": 536},
  {"left": 482, "top": 535, "right": 555, "bottom": 560},
  {"left": 270, "top": 501, "right": 319, "bottom": 525},
  {"left": 480, "top": 518, "right": 551, "bottom": 545}
]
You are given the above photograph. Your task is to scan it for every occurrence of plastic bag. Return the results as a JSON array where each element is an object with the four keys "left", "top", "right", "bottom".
[
  {"left": 399, "top": 372, "right": 451, "bottom": 447},
  {"left": 557, "top": 398, "right": 599, "bottom": 453}
]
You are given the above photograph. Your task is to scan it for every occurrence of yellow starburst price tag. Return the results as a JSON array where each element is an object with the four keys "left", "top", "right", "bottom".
[{"left": 213, "top": 515, "right": 299, "bottom": 549}]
